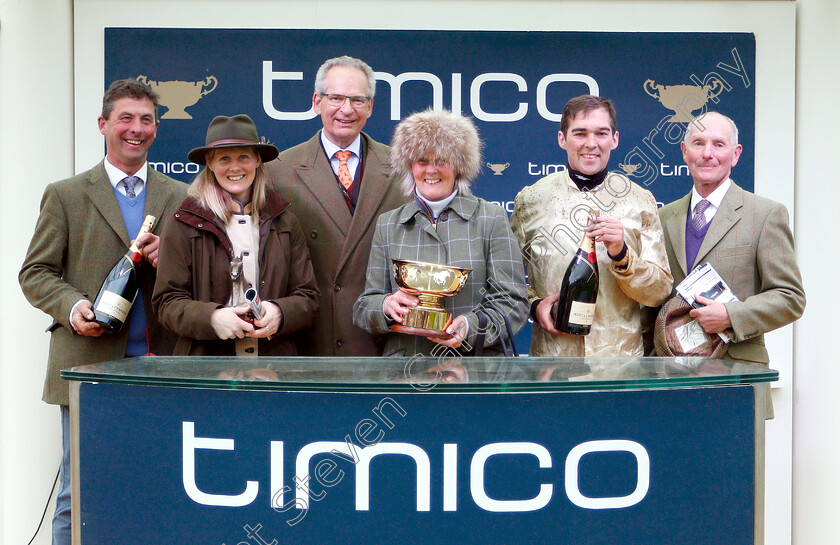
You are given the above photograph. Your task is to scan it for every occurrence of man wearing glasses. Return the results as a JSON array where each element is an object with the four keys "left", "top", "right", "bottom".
[{"left": 267, "top": 56, "right": 404, "bottom": 356}]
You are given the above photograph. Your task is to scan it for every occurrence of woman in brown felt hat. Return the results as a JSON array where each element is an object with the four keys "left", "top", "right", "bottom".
[{"left": 152, "top": 114, "right": 319, "bottom": 356}]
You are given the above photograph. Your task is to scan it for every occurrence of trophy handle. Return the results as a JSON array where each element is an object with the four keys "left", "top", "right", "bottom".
[
  {"left": 485, "top": 162, "right": 493, "bottom": 168},
  {"left": 456, "top": 275, "right": 469, "bottom": 290},
  {"left": 705, "top": 78, "right": 724, "bottom": 100},
  {"left": 643, "top": 79, "right": 660, "bottom": 99},
  {"left": 136, "top": 74, "right": 153, "bottom": 86},
  {"left": 503, "top": 162, "right": 510, "bottom": 168},
  {"left": 201, "top": 75, "right": 218, "bottom": 97}
]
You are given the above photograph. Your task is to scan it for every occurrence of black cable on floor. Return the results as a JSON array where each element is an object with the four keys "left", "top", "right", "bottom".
[{"left": 28, "top": 464, "right": 60, "bottom": 545}]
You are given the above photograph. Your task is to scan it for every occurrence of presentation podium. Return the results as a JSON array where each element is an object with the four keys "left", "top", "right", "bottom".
[{"left": 63, "top": 356, "right": 775, "bottom": 545}]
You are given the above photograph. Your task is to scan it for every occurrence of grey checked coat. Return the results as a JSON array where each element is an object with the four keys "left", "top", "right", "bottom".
[{"left": 353, "top": 192, "right": 529, "bottom": 357}]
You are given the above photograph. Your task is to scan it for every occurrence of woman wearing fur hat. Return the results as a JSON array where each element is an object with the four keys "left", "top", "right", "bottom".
[
  {"left": 153, "top": 114, "right": 319, "bottom": 356},
  {"left": 353, "top": 109, "right": 528, "bottom": 356}
]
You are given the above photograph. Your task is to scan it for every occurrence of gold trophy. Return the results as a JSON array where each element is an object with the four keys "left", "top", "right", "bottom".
[{"left": 391, "top": 259, "right": 471, "bottom": 339}]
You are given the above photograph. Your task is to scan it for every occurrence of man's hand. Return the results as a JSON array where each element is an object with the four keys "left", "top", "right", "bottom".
[
  {"left": 384, "top": 290, "right": 419, "bottom": 323},
  {"left": 210, "top": 306, "right": 255, "bottom": 340},
  {"left": 71, "top": 300, "right": 106, "bottom": 337},
  {"left": 588, "top": 216, "right": 625, "bottom": 257},
  {"left": 535, "top": 292, "right": 563, "bottom": 335},
  {"left": 689, "top": 295, "right": 732, "bottom": 334},
  {"left": 135, "top": 232, "right": 160, "bottom": 268}
]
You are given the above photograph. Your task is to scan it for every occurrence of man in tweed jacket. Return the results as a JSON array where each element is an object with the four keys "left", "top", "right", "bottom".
[
  {"left": 266, "top": 56, "right": 405, "bottom": 356},
  {"left": 657, "top": 112, "right": 805, "bottom": 364},
  {"left": 19, "top": 79, "right": 186, "bottom": 545}
]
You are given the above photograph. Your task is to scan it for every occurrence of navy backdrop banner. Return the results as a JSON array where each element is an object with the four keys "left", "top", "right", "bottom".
[
  {"left": 105, "top": 28, "right": 756, "bottom": 350},
  {"left": 105, "top": 28, "right": 755, "bottom": 207},
  {"left": 79, "top": 382, "right": 755, "bottom": 544}
]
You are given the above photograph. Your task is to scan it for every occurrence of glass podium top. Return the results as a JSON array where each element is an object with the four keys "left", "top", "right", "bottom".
[{"left": 61, "top": 356, "right": 778, "bottom": 393}]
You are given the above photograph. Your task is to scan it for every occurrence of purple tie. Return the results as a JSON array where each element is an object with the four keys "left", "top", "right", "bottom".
[
  {"left": 123, "top": 176, "right": 140, "bottom": 199},
  {"left": 692, "top": 199, "right": 710, "bottom": 230}
]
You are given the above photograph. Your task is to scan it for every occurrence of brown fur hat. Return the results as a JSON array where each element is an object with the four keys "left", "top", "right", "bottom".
[{"left": 389, "top": 109, "right": 483, "bottom": 196}]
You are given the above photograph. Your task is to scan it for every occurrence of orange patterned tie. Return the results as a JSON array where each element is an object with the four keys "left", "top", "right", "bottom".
[{"left": 334, "top": 150, "right": 354, "bottom": 196}]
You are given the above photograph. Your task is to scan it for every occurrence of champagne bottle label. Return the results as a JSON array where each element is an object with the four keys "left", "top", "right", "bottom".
[
  {"left": 95, "top": 290, "right": 132, "bottom": 322},
  {"left": 568, "top": 301, "right": 596, "bottom": 326}
]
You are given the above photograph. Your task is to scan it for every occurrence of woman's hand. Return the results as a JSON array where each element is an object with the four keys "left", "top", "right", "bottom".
[
  {"left": 429, "top": 315, "right": 469, "bottom": 349},
  {"left": 248, "top": 301, "right": 283, "bottom": 338},
  {"left": 383, "top": 290, "right": 419, "bottom": 323},
  {"left": 210, "top": 306, "right": 255, "bottom": 340}
]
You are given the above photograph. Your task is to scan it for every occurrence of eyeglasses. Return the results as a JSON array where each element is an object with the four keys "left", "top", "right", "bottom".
[
  {"left": 321, "top": 93, "right": 371, "bottom": 109},
  {"left": 415, "top": 158, "right": 451, "bottom": 168}
]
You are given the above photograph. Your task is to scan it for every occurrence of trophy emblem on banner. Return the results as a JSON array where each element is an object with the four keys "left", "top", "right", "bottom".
[
  {"left": 643, "top": 78, "right": 724, "bottom": 122},
  {"left": 486, "top": 162, "right": 510, "bottom": 175},
  {"left": 390, "top": 259, "right": 471, "bottom": 339},
  {"left": 136, "top": 75, "right": 218, "bottom": 119},
  {"left": 618, "top": 162, "right": 642, "bottom": 176}
]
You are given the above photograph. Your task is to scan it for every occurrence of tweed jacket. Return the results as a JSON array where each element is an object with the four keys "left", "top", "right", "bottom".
[
  {"left": 658, "top": 182, "right": 806, "bottom": 363},
  {"left": 353, "top": 191, "right": 529, "bottom": 357},
  {"left": 152, "top": 191, "right": 319, "bottom": 356},
  {"left": 265, "top": 131, "right": 407, "bottom": 356},
  {"left": 511, "top": 170, "right": 673, "bottom": 357},
  {"left": 19, "top": 161, "right": 187, "bottom": 406}
]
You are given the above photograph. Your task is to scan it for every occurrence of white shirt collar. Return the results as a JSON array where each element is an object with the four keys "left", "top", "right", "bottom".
[
  {"left": 103, "top": 157, "right": 148, "bottom": 194},
  {"left": 320, "top": 131, "right": 362, "bottom": 160},
  {"left": 691, "top": 178, "right": 731, "bottom": 215},
  {"left": 416, "top": 189, "right": 459, "bottom": 220}
]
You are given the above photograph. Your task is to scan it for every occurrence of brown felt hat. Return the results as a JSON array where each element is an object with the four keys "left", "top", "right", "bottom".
[
  {"left": 654, "top": 296, "right": 729, "bottom": 359},
  {"left": 188, "top": 114, "right": 279, "bottom": 165}
]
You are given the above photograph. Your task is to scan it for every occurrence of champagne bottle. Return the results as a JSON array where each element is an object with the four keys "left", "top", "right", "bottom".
[
  {"left": 93, "top": 215, "right": 156, "bottom": 332},
  {"left": 553, "top": 227, "right": 599, "bottom": 335}
]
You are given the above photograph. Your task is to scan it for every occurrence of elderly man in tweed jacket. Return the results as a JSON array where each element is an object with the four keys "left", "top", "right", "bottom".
[
  {"left": 265, "top": 56, "right": 405, "bottom": 357},
  {"left": 656, "top": 112, "right": 805, "bottom": 363},
  {"left": 354, "top": 109, "right": 529, "bottom": 357}
]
